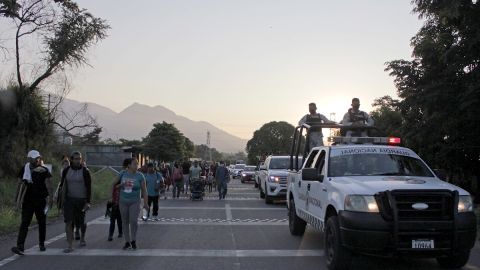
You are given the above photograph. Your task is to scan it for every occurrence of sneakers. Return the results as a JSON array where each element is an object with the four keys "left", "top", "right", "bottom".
[
  {"left": 39, "top": 244, "right": 46, "bottom": 251},
  {"left": 122, "top": 242, "right": 131, "bottom": 250},
  {"left": 153, "top": 216, "right": 159, "bottom": 221},
  {"left": 131, "top": 241, "right": 137, "bottom": 250},
  {"left": 108, "top": 237, "right": 113, "bottom": 241},
  {"left": 11, "top": 246, "right": 24, "bottom": 256},
  {"left": 80, "top": 240, "right": 86, "bottom": 247}
]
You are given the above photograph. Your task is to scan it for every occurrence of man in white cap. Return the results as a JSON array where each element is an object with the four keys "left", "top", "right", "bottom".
[{"left": 11, "top": 150, "right": 53, "bottom": 255}]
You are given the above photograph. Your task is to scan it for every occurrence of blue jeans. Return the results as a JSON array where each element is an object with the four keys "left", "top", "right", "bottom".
[{"left": 217, "top": 182, "right": 227, "bottom": 199}]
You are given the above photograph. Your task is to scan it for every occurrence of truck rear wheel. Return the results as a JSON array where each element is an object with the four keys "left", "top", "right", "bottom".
[
  {"left": 436, "top": 250, "right": 470, "bottom": 269},
  {"left": 288, "top": 198, "right": 306, "bottom": 236},
  {"left": 325, "top": 215, "right": 352, "bottom": 270}
]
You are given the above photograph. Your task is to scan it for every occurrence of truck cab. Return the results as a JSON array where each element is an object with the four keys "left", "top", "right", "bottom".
[{"left": 287, "top": 124, "right": 476, "bottom": 270}]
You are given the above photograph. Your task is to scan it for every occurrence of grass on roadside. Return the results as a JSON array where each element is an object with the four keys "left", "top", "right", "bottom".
[{"left": 0, "top": 167, "right": 117, "bottom": 235}]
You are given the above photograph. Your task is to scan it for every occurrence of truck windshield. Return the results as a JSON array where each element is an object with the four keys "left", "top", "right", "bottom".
[
  {"left": 269, "top": 157, "right": 302, "bottom": 170},
  {"left": 328, "top": 153, "right": 433, "bottom": 177},
  {"left": 234, "top": 164, "right": 245, "bottom": 170}
]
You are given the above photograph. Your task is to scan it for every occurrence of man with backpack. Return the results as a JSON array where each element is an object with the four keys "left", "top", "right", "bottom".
[
  {"left": 11, "top": 150, "right": 53, "bottom": 255},
  {"left": 59, "top": 151, "right": 92, "bottom": 253}
]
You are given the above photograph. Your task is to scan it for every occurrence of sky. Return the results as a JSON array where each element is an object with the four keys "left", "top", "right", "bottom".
[{"left": 1, "top": 1, "right": 424, "bottom": 140}]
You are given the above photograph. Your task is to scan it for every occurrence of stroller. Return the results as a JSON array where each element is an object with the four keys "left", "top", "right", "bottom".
[{"left": 190, "top": 179, "right": 204, "bottom": 201}]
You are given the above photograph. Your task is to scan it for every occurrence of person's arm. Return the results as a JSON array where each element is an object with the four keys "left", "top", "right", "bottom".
[
  {"left": 140, "top": 176, "right": 148, "bottom": 209},
  {"left": 365, "top": 112, "right": 374, "bottom": 126},
  {"left": 320, "top": 114, "right": 336, "bottom": 124},
  {"left": 298, "top": 115, "right": 307, "bottom": 126},
  {"left": 342, "top": 112, "right": 353, "bottom": 126},
  {"left": 84, "top": 168, "right": 92, "bottom": 208}
]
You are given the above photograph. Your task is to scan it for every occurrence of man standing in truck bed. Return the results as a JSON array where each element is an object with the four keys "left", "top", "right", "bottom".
[{"left": 299, "top": 102, "right": 336, "bottom": 150}]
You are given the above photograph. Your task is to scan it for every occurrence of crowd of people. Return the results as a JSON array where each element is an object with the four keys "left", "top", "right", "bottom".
[{"left": 11, "top": 151, "right": 231, "bottom": 255}]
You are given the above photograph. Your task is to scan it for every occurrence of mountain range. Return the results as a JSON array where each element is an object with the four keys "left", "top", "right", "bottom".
[{"left": 60, "top": 99, "right": 247, "bottom": 153}]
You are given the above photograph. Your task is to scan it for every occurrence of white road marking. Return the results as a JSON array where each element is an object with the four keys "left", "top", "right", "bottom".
[
  {"left": 157, "top": 207, "right": 285, "bottom": 211},
  {"left": 225, "top": 204, "right": 233, "bottom": 221},
  {"left": 0, "top": 216, "right": 105, "bottom": 268},
  {"left": 25, "top": 248, "right": 324, "bottom": 257},
  {"left": 90, "top": 219, "right": 288, "bottom": 226}
]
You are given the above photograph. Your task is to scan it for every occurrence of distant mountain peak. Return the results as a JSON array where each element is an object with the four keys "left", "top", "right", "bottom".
[{"left": 61, "top": 98, "right": 247, "bottom": 153}]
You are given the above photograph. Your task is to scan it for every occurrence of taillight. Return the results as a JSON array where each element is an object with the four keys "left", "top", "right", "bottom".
[{"left": 388, "top": 137, "right": 401, "bottom": 145}]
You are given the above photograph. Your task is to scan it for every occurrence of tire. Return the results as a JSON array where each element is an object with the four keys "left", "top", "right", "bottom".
[
  {"left": 265, "top": 193, "right": 273, "bottom": 204},
  {"left": 288, "top": 198, "right": 306, "bottom": 236},
  {"left": 325, "top": 216, "right": 352, "bottom": 270},
  {"left": 436, "top": 250, "right": 470, "bottom": 269},
  {"left": 260, "top": 184, "right": 265, "bottom": 199}
]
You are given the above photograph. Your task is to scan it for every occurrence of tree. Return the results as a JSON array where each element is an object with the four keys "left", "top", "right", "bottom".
[
  {"left": 73, "top": 126, "right": 102, "bottom": 145},
  {"left": 369, "top": 96, "right": 403, "bottom": 137},
  {"left": 0, "top": 0, "right": 109, "bottom": 176},
  {"left": 183, "top": 137, "right": 195, "bottom": 159},
  {"left": 385, "top": 0, "right": 480, "bottom": 189},
  {"left": 142, "top": 122, "right": 188, "bottom": 162},
  {"left": 194, "top": 144, "right": 223, "bottom": 161},
  {"left": 246, "top": 121, "right": 295, "bottom": 164}
]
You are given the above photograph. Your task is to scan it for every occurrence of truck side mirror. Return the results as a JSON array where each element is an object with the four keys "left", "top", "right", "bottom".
[
  {"left": 433, "top": 169, "right": 447, "bottom": 181},
  {"left": 302, "top": 168, "right": 324, "bottom": 182}
]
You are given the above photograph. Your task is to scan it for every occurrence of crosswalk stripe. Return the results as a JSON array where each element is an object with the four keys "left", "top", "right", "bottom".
[{"left": 24, "top": 248, "right": 324, "bottom": 257}]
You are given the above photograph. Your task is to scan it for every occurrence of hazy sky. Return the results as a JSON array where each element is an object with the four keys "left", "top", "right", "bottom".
[{"left": 3, "top": 1, "right": 424, "bottom": 140}]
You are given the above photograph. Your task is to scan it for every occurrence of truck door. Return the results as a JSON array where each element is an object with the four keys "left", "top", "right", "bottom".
[
  {"left": 306, "top": 149, "right": 327, "bottom": 230},
  {"left": 298, "top": 149, "right": 320, "bottom": 215}
]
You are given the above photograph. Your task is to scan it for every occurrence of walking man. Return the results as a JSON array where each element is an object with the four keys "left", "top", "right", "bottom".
[
  {"left": 145, "top": 163, "right": 162, "bottom": 220},
  {"left": 60, "top": 151, "right": 92, "bottom": 253},
  {"left": 215, "top": 161, "right": 230, "bottom": 200},
  {"left": 11, "top": 150, "right": 53, "bottom": 255},
  {"left": 182, "top": 159, "right": 191, "bottom": 193}
]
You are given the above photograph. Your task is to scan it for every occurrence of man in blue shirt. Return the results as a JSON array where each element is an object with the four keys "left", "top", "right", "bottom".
[
  {"left": 145, "top": 163, "right": 162, "bottom": 221},
  {"left": 215, "top": 161, "right": 230, "bottom": 200}
]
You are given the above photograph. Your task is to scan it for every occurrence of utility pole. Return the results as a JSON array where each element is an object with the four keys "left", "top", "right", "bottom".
[
  {"left": 330, "top": 113, "right": 336, "bottom": 137},
  {"left": 207, "top": 131, "right": 212, "bottom": 161}
]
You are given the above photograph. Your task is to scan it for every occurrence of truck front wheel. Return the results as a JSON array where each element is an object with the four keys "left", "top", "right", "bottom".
[
  {"left": 436, "top": 250, "right": 470, "bottom": 269},
  {"left": 288, "top": 198, "right": 306, "bottom": 236},
  {"left": 325, "top": 215, "right": 352, "bottom": 270}
]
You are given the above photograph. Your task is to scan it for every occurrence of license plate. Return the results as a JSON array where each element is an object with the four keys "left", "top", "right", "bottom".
[{"left": 412, "top": 240, "right": 434, "bottom": 249}]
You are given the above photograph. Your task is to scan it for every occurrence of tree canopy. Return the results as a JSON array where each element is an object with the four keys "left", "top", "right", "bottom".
[
  {"left": 384, "top": 0, "right": 480, "bottom": 183},
  {"left": 246, "top": 121, "right": 295, "bottom": 164}
]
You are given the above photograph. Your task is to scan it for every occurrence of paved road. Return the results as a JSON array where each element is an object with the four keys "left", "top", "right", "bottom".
[{"left": 1, "top": 178, "right": 480, "bottom": 270}]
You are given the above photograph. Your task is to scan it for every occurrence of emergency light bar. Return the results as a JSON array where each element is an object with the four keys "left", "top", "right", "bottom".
[{"left": 328, "top": 137, "right": 401, "bottom": 145}]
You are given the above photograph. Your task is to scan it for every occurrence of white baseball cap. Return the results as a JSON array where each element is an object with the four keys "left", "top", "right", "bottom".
[{"left": 27, "top": 150, "right": 41, "bottom": 159}]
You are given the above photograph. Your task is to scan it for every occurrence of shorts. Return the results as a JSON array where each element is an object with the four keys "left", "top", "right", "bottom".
[{"left": 63, "top": 197, "right": 87, "bottom": 227}]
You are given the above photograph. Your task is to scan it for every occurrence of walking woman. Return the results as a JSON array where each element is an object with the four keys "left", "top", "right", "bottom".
[
  {"left": 171, "top": 163, "right": 183, "bottom": 198},
  {"left": 113, "top": 158, "right": 148, "bottom": 250}
]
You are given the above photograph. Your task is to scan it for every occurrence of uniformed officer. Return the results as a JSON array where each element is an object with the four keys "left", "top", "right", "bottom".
[
  {"left": 299, "top": 102, "right": 336, "bottom": 150},
  {"left": 342, "top": 98, "right": 374, "bottom": 136}
]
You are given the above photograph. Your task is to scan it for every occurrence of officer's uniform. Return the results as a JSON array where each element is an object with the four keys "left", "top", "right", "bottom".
[
  {"left": 342, "top": 109, "right": 374, "bottom": 137},
  {"left": 299, "top": 113, "right": 332, "bottom": 150}
]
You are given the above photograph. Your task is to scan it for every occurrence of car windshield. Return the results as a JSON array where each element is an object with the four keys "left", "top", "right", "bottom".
[
  {"left": 244, "top": 166, "right": 255, "bottom": 171},
  {"left": 234, "top": 164, "right": 246, "bottom": 169},
  {"left": 269, "top": 157, "right": 290, "bottom": 170},
  {"left": 328, "top": 152, "right": 433, "bottom": 177}
]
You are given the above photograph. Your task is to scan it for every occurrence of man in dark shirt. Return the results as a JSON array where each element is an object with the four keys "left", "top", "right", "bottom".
[
  {"left": 11, "top": 150, "right": 53, "bottom": 255},
  {"left": 182, "top": 160, "right": 191, "bottom": 194}
]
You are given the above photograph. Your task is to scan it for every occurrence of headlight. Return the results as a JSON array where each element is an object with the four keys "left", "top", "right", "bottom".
[
  {"left": 344, "top": 195, "right": 379, "bottom": 213},
  {"left": 242, "top": 173, "right": 246, "bottom": 177},
  {"left": 458, "top": 195, "right": 473, "bottom": 212},
  {"left": 268, "top": 176, "right": 280, "bottom": 182}
]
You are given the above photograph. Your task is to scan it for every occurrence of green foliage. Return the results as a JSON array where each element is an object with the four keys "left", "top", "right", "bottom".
[
  {"left": 246, "top": 121, "right": 295, "bottom": 164},
  {"left": 73, "top": 127, "right": 102, "bottom": 145},
  {"left": 194, "top": 144, "right": 223, "bottom": 161},
  {"left": 369, "top": 96, "right": 403, "bottom": 137},
  {"left": 0, "top": 86, "right": 55, "bottom": 176},
  {"left": 385, "top": 0, "right": 480, "bottom": 185},
  {"left": 142, "top": 122, "right": 188, "bottom": 162}
]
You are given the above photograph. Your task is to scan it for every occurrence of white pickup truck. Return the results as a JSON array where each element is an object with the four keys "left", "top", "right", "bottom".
[{"left": 287, "top": 125, "right": 476, "bottom": 270}]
